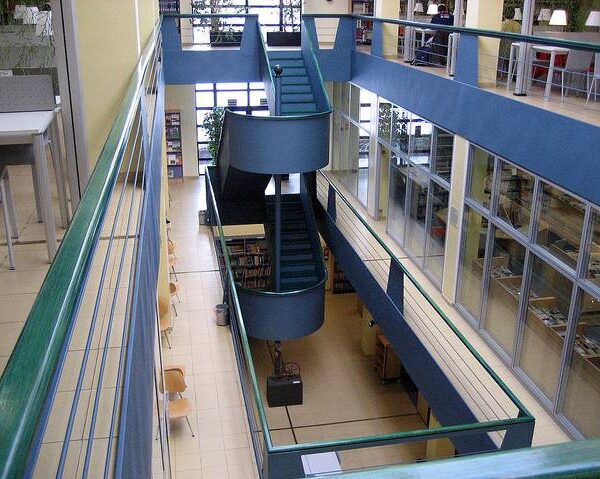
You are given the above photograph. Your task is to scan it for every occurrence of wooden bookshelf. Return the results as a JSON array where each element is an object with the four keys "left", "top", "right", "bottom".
[
  {"left": 218, "top": 236, "right": 272, "bottom": 290},
  {"left": 332, "top": 259, "right": 355, "bottom": 294},
  {"left": 165, "top": 111, "right": 183, "bottom": 179},
  {"left": 374, "top": 332, "right": 402, "bottom": 382}
]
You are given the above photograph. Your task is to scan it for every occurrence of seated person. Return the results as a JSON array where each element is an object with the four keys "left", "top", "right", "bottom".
[{"left": 430, "top": 4, "right": 453, "bottom": 65}]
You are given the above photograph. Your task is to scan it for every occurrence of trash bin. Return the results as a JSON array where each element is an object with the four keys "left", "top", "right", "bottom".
[
  {"left": 215, "top": 303, "right": 229, "bottom": 326},
  {"left": 198, "top": 210, "right": 208, "bottom": 225}
]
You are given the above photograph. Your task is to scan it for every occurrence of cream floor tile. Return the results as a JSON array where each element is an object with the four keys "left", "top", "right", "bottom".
[{"left": 0, "top": 321, "right": 24, "bottom": 356}]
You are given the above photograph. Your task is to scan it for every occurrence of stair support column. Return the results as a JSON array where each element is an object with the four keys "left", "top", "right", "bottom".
[{"left": 275, "top": 174, "right": 282, "bottom": 292}]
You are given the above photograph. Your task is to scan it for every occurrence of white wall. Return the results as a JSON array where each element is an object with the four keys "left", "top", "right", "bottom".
[
  {"left": 165, "top": 85, "right": 198, "bottom": 177},
  {"left": 304, "top": 0, "right": 352, "bottom": 46}
]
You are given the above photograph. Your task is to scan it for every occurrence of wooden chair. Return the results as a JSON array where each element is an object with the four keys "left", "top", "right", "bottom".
[
  {"left": 167, "top": 238, "right": 176, "bottom": 258},
  {"left": 159, "top": 296, "right": 172, "bottom": 349},
  {"left": 168, "top": 254, "right": 178, "bottom": 281},
  {"left": 163, "top": 368, "right": 195, "bottom": 436},
  {"left": 169, "top": 281, "right": 180, "bottom": 316}
]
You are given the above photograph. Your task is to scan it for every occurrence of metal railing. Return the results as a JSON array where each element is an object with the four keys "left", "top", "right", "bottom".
[{"left": 0, "top": 21, "right": 167, "bottom": 479}]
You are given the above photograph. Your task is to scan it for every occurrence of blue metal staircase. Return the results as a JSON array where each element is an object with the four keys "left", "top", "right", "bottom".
[
  {"left": 268, "top": 51, "right": 317, "bottom": 115},
  {"left": 266, "top": 194, "right": 319, "bottom": 292}
]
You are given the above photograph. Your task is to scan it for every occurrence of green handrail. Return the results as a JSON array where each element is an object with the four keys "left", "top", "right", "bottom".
[
  {"left": 0, "top": 23, "right": 161, "bottom": 479},
  {"left": 303, "top": 13, "right": 600, "bottom": 52},
  {"left": 317, "top": 170, "right": 533, "bottom": 420},
  {"left": 321, "top": 438, "right": 600, "bottom": 478}
]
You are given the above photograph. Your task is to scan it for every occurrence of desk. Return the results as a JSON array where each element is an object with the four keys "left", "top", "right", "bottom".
[
  {"left": 0, "top": 111, "right": 59, "bottom": 261},
  {"left": 530, "top": 44, "right": 570, "bottom": 98}
]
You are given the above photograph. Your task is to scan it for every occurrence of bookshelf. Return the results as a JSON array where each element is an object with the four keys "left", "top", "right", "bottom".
[
  {"left": 332, "top": 259, "right": 355, "bottom": 294},
  {"left": 218, "top": 237, "right": 272, "bottom": 290},
  {"left": 165, "top": 111, "right": 183, "bottom": 179},
  {"left": 374, "top": 332, "right": 402, "bottom": 382},
  {"left": 353, "top": 0, "right": 373, "bottom": 45},
  {"left": 159, "top": 0, "right": 180, "bottom": 13}
]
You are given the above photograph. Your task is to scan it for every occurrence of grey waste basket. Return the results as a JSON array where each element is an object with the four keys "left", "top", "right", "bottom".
[{"left": 215, "top": 303, "right": 229, "bottom": 326}]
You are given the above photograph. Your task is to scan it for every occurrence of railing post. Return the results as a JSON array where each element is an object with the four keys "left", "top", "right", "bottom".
[
  {"left": 275, "top": 174, "right": 282, "bottom": 292},
  {"left": 273, "top": 65, "right": 283, "bottom": 116}
]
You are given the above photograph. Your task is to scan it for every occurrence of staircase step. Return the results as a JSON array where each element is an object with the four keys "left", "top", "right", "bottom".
[
  {"left": 282, "top": 232, "right": 310, "bottom": 241},
  {"left": 282, "top": 93, "right": 314, "bottom": 103},
  {"left": 281, "top": 278, "right": 319, "bottom": 291},
  {"left": 282, "top": 103, "right": 317, "bottom": 114},
  {"left": 281, "top": 243, "right": 311, "bottom": 252},
  {"left": 281, "top": 263, "right": 316, "bottom": 274},
  {"left": 281, "top": 76, "right": 309, "bottom": 85},
  {"left": 269, "top": 58, "right": 305, "bottom": 68},
  {"left": 282, "top": 253, "right": 313, "bottom": 262},
  {"left": 279, "top": 67, "right": 307, "bottom": 77},
  {"left": 268, "top": 50, "right": 302, "bottom": 60},
  {"left": 281, "top": 84, "right": 312, "bottom": 94}
]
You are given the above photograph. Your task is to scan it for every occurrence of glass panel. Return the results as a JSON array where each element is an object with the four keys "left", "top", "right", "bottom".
[
  {"left": 424, "top": 182, "right": 450, "bottom": 284},
  {"left": 344, "top": 120, "right": 360, "bottom": 198},
  {"left": 357, "top": 128, "right": 370, "bottom": 207},
  {"left": 468, "top": 146, "right": 495, "bottom": 208},
  {"left": 405, "top": 170, "right": 428, "bottom": 258},
  {"left": 587, "top": 209, "right": 600, "bottom": 286},
  {"left": 338, "top": 115, "right": 351, "bottom": 185},
  {"left": 482, "top": 230, "right": 527, "bottom": 355},
  {"left": 340, "top": 83, "right": 350, "bottom": 116},
  {"left": 216, "top": 90, "right": 248, "bottom": 107},
  {"left": 378, "top": 97, "right": 392, "bottom": 143},
  {"left": 409, "top": 115, "right": 431, "bottom": 170},
  {"left": 562, "top": 290, "right": 600, "bottom": 438},
  {"left": 520, "top": 255, "right": 573, "bottom": 402},
  {"left": 458, "top": 206, "right": 488, "bottom": 320},
  {"left": 497, "top": 161, "right": 535, "bottom": 236},
  {"left": 195, "top": 82, "right": 213, "bottom": 90},
  {"left": 431, "top": 127, "right": 453, "bottom": 181},
  {"left": 249, "top": 90, "right": 267, "bottom": 106},
  {"left": 359, "top": 88, "right": 376, "bottom": 132},
  {"left": 391, "top": 105, "right": 410, "bottom": 154},
  {"left": 536, "top": 182, "right": 585, "bottom": 270},
  {"left": 196, "top": 91, "right": 214, "bottom": 108},
  {"left": 251, "top": 110, "right": 270, "bottom": 116},
  {"left": 216, "top": 82, "right": 248, "bottom": 90},
  {"left": 249, "top": 82, "right": 265, "bottom": 89},
  {"left": 387, "top": 156, "right": 408, "bottom": 245},
  {"left": 197, "top": 127, "right": 209, "bottom": 142},
  {"left": 349, "top": 84, "right": 361, "bottom": 123}
]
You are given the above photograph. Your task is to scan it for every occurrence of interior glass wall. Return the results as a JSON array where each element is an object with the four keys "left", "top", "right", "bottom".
[
  {"left": 459, "top": 142, "right": 600, "bottom": 438},
  {"left": 562, "top": 290, "right": 600, "bottom": 438}
]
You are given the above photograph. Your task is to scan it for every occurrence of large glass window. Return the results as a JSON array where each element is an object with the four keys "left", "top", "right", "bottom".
[
  {"left": 458, "top": 206, "right": 488, "bottom": 321},
  {"left": 378, "top": 97, "right": 392, "bottom": 144},
  {"left": 587, "top": 209, "right": 600, "bottom": 286},
  {"left": 536, "top": 182, "right": 585, "bottom": 270},
  {"left": 468, "top": 146, "right": 495, "bottom": 208},
  {"left": 483, "top": 230, "right": 527, "bottom": 356},
  {"left": 562, "top": 290, "right": 600, "bottom": 438},
  {"left": 431, "top": 127, "right": 454, "bottom": 182},
  {"left": 195, "top": 82, "right": 267, "bottom": 168},
  {"left": 497, "top": 161, "right": 535, "bottom": 236},
  {"left": 520, "top": 255, "right": 574, "bottom": 402},
  {"left": 409, "top": 115, "right": 431, "bottom": 169},
  {"left": 424, "top": 182, "right": 450, "bottom": 283},
  {"left": 391, "top": 105, "right": 410, "bottom": 154},
  {"left": 405, "top": 169, "right": 428, "bottom": 258},
  {"left": 387, "top": 153, "right": 408, "bottom": 245}
]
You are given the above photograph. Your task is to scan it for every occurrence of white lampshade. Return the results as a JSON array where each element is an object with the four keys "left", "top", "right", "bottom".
[
  {"left": 427, "top": 3, "right": 438, "bottom": 15},
  {"left": 549, "top": 9, "right": 567, "bottom": 26},
  {"left": 513, "top": 8, "right": 522, "bottom": 21},
  {"left": 585, "top": 11, "right": 600, "bottom": 27},
  {"left": 414, "top": 2, "right": 424, "bottom": 13},
  {"left": 538, "top": 8, "right": 551, "bottom": 21}
]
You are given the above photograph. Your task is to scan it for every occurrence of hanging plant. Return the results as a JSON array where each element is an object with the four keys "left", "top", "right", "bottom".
[{"left": 202, "top": 107, "right": 225, "bottom": 161}]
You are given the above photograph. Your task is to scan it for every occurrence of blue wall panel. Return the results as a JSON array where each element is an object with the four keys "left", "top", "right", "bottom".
[{"left": 162, "top": 17, "right": 261, "bottom": 85}]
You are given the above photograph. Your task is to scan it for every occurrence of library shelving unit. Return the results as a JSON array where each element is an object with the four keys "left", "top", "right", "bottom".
[
  {"left": 332, "top": 258, "right": 355, "bottom": 294},
  {"left": 353, "top": 0, "right": 374, "bottom": 45},
  {"left": 159, "top": 0, "right": 180, "bottom": 13},
  {"left": 218, "top": 236, "right": 272, "bottom": 290},
  {"left": 374, "top": 331, "right": 403, "bottom": 382},
  {"left": 165, "top": 111, "right": 183, "bottom": 179}
]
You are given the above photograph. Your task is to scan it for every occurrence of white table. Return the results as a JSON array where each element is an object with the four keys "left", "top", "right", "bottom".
[
  {"left": 0, "top": 111, "right": 66, "bottom": 261},
  {"left": 414, "top": 27, "right": 435, "bottom": 47},
  {"left": 530, "top": 44, "right": 570, "bottom": 98}
]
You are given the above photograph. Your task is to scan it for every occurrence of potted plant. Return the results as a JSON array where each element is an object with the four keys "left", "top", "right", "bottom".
[
  {"left": 267, "top": 0, "right": 302, "bottom": 46},
  {"left": 202, "top": 107, "right": 225, "bottom": 162},
  {"left": 191, "top": 0, "right": 244, "bottom": 47}
]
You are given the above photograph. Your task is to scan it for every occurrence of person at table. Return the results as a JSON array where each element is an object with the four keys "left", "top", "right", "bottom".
[{"left": 430, "top": 5, "right": 453, "bottom": 65}]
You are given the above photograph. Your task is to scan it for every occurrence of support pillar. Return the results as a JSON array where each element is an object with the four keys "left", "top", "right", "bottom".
[
  {"left": 465, "top": 0, "right": 504, "bottom": 87},
  {"left": 374, "top": 0, "right": 400, "bottom": 58}
]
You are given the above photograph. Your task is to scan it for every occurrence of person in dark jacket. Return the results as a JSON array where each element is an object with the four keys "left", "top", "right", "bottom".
[{"left": 430, "top": 4, "right": 453, "bottom": 65}]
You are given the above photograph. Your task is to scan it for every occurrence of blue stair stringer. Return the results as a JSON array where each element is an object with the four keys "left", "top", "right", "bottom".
[{"left": 268, "top": 51, "right": 318, "bottom": 115}]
